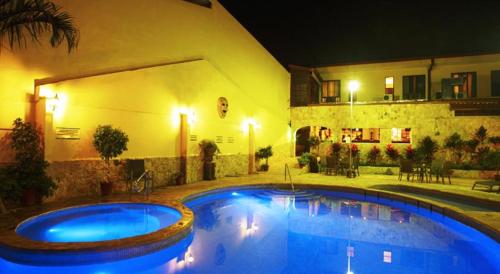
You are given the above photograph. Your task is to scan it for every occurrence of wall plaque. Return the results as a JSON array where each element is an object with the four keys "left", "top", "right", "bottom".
[{"left": 55, "top": 127, "right": 80, "bottom": 140}]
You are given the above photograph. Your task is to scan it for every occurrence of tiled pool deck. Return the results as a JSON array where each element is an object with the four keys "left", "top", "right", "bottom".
[{"left": 1, "top": 167, "right": 499, "bottom": 253}]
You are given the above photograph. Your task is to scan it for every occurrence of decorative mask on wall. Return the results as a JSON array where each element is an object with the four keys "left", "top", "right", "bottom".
[{"left": 217, "top": 97, "right": 229, "bottom": 118}]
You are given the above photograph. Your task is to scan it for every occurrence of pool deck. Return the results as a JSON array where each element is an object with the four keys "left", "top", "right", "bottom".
[{"left": 1, "top": 167, "right": 499, "bottom": 252}]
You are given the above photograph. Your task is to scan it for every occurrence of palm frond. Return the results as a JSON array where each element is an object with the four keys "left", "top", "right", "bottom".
[{"left": 0, "top": 0, "right": 79, "bottom": 52}]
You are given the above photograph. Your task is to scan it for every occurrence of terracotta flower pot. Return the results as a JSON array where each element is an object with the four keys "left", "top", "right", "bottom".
[
  {"left": 100, "top": 182, "right": 113, "bottom": 196},
  {"left": 21, "top": 187, "right": 38, "bottom": 206}
]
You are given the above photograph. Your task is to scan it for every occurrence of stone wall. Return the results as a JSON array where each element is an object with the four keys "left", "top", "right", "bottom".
[
  {"left": 45, "top": 154, "right": 250, "bottom": 202},
  {"left": 291, "top": 102, "right": 499, "bottom": 161}
]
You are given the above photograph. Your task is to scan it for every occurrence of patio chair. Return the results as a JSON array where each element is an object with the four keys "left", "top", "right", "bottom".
[
  {"left": 430, "top": 160, "right": 452, "bottom": 184},
  {"left": 325, "top": 156, "right": 335, "bottom": 175},
  {"left": 318, "top": 156, "right": 327, "bottom": 174},
  {"left": 398, "top": 159, "right": 417, "bottom": 181},
  {"left": 472, "top": 175, "right": 500, "bottom": 193}
]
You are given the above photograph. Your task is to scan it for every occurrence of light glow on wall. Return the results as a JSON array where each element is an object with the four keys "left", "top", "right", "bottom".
[
  {"left": 39, "top": 86, "right": 67, "bottom": 120},
  {"left": 241, "top": 118, "right": 260, "bottom": 133},
  {"left": 172, "top": 106, "right": 196, "bottom": 127}
]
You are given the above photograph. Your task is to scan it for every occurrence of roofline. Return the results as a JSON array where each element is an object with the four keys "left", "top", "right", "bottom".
[{"left": 303, "top": 50, "right": 500, "bottom": 69}]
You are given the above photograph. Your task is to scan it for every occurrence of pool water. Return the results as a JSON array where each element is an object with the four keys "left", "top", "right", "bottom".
[
  {"left": 1, "top": 189, "right": 498, "bottom": 274},
  {"left": 16, "top": 203, "right": 181, "bottom": 242}
]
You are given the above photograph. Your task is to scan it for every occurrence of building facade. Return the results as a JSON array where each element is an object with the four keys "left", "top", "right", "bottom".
[
  {"left": 0, "top": 0, "right": 290, "bottom": 200},
  {"left": 290, "top": 54, "right": 500, "bottom": 158}
]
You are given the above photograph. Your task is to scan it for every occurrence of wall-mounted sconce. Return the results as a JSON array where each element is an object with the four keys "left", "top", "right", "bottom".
[{"left": 241, "top": 118, "right": 260, "bottom": 133}]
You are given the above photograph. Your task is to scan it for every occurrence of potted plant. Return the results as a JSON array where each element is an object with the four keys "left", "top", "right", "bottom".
[
  {"left": 199, "top": 139, "right": 219, "bottom": 180},
  {"left": 93, "top": 125, "right": 129, "bottom": 196},
  {"left": 255, "top": 145, "right": 273, "bottom": 171},
  {"left": 308, "top": 136, "right": 320, "bottom": 155},
  {"left": 297, "top": 152, "right": 311, "bottom": 168},
  {"left": 8, "top": 118, "right": 57, "bottom": 206}
]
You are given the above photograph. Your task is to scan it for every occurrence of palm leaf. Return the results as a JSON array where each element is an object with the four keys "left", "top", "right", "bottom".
[{"left": 0, "top": 0, "right": 79, "bottom": 52}]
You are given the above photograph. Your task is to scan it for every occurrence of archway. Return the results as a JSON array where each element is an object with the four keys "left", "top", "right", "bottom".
[{"left": 295, "top": 125, "right": 334, "bottom": 156}]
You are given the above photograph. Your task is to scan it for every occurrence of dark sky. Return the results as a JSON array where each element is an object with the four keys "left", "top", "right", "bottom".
[{"left": 219, "top": 0, "right": 500, "bottom": 68}]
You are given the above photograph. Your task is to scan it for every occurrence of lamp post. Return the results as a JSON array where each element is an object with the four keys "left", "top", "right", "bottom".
[{"left": 347, "top": 80, "right": 359, "bottom": 178}]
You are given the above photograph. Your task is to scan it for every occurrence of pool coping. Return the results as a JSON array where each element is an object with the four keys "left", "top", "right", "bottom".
[{"left": 0, "top": 200, "right": 194, "bottom": 265}]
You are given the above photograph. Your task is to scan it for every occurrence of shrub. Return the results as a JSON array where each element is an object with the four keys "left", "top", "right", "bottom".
[
  {"left": 384, "top": 144, "right": 400, "bottom": 163},
  {"left": 297, "top": 152, "right": 311, "bottom": 167},
  {"left": 6, "top": 118, "right": 57, "bottom": 203},
  {"left": 479, "top": 151, "right": 500, "bottom": 171},
  {"left": 488, "top": 136, "right": 500, "bottom": 146},
  {"left": 367, "top": 146, "right": 381, "bottom": 165},
  {"left": 404, "top": 145, "right": 415, "bottom": 160}
]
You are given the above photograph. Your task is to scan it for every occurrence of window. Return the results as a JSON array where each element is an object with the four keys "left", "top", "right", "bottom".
[
  {"left": 385, "top": 77, "right": 394, "bottom": 94},
  {"left": 391, "top": 128, "right": 411, "bottom": 143},
  {"left": 491, "top": 70, "right": 500, "bottom": 97},
  {"left": 321, "top": 80, "right": 341, "bottom": 103},
  {"left": 451, "top": 72, "right": 476, "bottom": 98},
  {"left": 342, "top": 128, "right": 380, "bottom": 143},
  {"left": 402, "top": 75, "right": 425, "bottom": 100}
]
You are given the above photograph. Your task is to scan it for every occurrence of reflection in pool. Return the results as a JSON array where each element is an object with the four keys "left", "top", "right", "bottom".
[{"left": 1, "top": 189, "right": 498, "bottom": 274}]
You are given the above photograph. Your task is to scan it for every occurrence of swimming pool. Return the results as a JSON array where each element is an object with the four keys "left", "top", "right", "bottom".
[
  {"left": 0, "top": 188, "right": 498, "bottom": 274},
  {"left": 16, "top": 203, "right": 182, "bottom": 242}
]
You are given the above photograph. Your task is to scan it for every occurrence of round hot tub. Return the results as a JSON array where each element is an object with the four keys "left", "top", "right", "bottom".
[
  {"left": 17, "top": 203, "right": 181, "bottom": 242},
  {"left": 0, "top": 202, "right": 193, "bottom": 266}
]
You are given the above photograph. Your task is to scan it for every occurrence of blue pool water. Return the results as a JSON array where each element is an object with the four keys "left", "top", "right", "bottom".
[
  {"left": 1, "top": 189, "right": 498, "bottom": 274},
  {"left": 16, "top": 203, "right": 181, "bottom": 242}
]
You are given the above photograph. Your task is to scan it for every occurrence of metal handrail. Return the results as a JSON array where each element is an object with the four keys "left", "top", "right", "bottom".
[
  {"left": 131, "top": 170, "right": 153, "bottom": 198},
  {"left": 285, "top": 164, "right": 294, "bottom": 192}
]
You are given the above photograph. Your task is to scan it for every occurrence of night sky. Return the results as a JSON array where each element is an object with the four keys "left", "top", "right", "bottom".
[{"left": 219, "top": 0, "right": 500, "bottom": 68}]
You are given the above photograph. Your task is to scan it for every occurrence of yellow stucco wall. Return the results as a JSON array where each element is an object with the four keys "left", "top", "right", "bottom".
[
  {"left": 317, "top": 60, "right": 430, "bottom": 102},
  {"left": 316, "top": 54, "right": 500, "bottom": 101},
  {"left": 42, "top": 59, "right": 288, "bottom": 161},
  {"left": 0, "top": 0, "right": 290, "bottom": 162}
]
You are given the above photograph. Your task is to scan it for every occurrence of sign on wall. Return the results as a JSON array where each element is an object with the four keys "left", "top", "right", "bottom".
[{"left": 55, "top": 127, "right": 80, "bottom": 140}]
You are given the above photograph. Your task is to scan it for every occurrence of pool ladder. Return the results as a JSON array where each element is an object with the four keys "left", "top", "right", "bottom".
[
  {"left": 131, "top": 170, "right": 153, "bottom": 199},
  {"left": 285, "top": 163, "right": 294, "bottom": 192}
]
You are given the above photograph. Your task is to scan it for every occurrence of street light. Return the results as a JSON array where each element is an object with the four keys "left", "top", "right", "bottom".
[{"left": 347, "top": 80, "right": 359, "bottom": 178}]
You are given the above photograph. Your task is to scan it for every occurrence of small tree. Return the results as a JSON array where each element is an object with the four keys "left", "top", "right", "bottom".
[
  {"left": 255, "top": 145, "right": 273, "bottom": 171},
  {"left": 331, "top": 142, "right": 343, "bottom": 160},
  {"left": 93, "top": 125, "right": 129, "bottom": 184},
  {"left": 385, "top": 144, "right": 400, "bottom": 164},
  {"left": 416, "top": 136, "right": 439, "bottom": 163},
  {"left": 367, "top": 146, "right": 381, "bottom": 165},
  {"left": 444, "top": 133, "right": 464, "bottom": 164}
]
